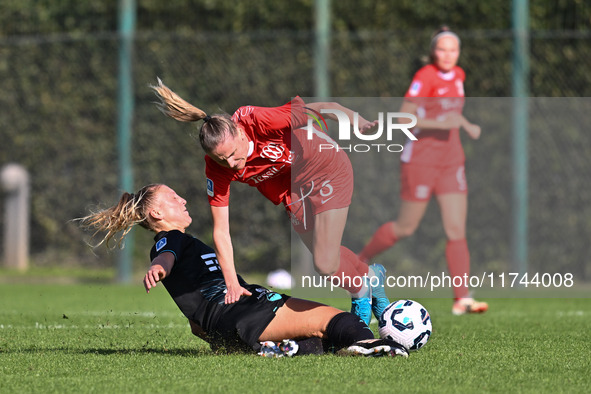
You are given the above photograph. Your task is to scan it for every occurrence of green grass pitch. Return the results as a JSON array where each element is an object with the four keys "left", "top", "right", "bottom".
[{"left": 0, "top": 283, "right": 589, "bottom": 393}]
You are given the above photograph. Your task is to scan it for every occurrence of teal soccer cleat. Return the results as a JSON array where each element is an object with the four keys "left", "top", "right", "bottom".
[
  {"left": 350, "top": 290, "right": 372, "bottom": 326},
  {"left": 369, "top": 264, "right": 390, "bottom": 321}
]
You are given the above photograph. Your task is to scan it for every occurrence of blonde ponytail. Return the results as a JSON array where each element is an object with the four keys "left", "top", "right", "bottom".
[
  {"left": 77, "top": 184, "right": 161, "bottom": 248},
  {"left": 150, "top": 78, "right": 240, "bottom": 154},
  {"left": 150, "top": 78, "right": 207, "bottom": 122}
]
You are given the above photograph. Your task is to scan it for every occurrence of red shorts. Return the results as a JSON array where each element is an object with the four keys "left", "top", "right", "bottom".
[
  {"left": 285, "top": 152, "right": 353, "bottom": 233},
  {"left": 400, "top": 162, "right": 467, "bottom": 201}
]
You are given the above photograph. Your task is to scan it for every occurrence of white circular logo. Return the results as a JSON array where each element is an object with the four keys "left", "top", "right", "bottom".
[{"left": 261, "top": 144, "right": 285, "bottom": 162}]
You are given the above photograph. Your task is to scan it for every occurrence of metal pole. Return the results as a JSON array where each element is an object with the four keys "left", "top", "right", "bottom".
[
  {"left": 314, "top": 0, "right": 331, "bottom": 99},
  {"left": 295, "top": 0, "right": 331, "bottom": 280},
  {"left": 511, "top": 0, "right": 529, "bottom": 277},
  {"left": 117, "top": 0, "right": 136, "bottom": 283}
]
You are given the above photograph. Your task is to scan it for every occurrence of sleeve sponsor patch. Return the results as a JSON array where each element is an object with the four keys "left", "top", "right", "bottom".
[
  {"left": 206, "top": 178, "right": 214, "bottom": 197},
  {"left": 409, "top": 80, "right": 422, "bottom": 96},
  {"left": 156, "top": 237, "right": 167, "bottom": 252},
  {"left": 455, "top": 79, "right": 464, "bottom": 96}
]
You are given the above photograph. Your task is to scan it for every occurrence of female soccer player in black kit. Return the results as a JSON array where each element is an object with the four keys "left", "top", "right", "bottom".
[{"left": 78, "top": 183, "right": 407, "bottom": 358}]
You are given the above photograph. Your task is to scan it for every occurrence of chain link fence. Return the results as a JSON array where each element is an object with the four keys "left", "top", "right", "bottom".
[{"left": 0, "top": 28, "right": 589, "bottom": 281}]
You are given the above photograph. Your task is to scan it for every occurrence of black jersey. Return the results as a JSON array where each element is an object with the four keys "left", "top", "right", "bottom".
[
  {"left": 150, "top": 230, "right": 289, "bottom": 351},
  {"left": 150, "top": 230, "right": 249, "bottom": 330}
]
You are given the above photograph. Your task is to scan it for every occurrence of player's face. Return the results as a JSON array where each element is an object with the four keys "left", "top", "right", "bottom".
[
  {"left": 208, "top": 128, "right": 250, "bottom": 171},
  {"left": 153, "top": 185, "right": 192, "bottom": 231},
  {"left": 433, "top": 36, "right": 460, "bottom": 72}
]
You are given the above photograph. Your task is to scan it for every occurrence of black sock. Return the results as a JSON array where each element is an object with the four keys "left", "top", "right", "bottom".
[{"left": 324, "top": 312, "right": 374, "bottom": 352}]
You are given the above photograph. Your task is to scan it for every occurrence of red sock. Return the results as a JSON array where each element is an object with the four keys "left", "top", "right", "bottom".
[
  {"left": 358, "top": 221, "right": 398, "bottom": 263},
  {"left": 331, "top": 246, "right": 369, "bottom": 294},
  {"left": 342, "top": 246, "right": 369, "bottom": 277},
  {"left": 445, "top": 239, "right": 471, "bottom": 300}
]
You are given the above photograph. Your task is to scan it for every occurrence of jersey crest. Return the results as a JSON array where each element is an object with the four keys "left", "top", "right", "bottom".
[
  {"left": 156, "top": 237, "right": 167, "bottom": 252},
  {"left": 260, "top": 143, "right": 285, "bottom": 162},
  {"left": 409, "top": 80, "right": 422, "bottom": 96}
]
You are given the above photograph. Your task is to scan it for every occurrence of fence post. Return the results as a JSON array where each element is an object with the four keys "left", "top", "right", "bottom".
[
  {"left": 117, "top": 0, "right": 137, "bottom": 283},
  {"left": 512, "top": 0, "right": 530, "bottom": 278},
  {"left": 314, "top": 0, "right": 331, "bottom": 100},
  {"left": 1, "top": 164, "right": 30, "bottom": 271}
]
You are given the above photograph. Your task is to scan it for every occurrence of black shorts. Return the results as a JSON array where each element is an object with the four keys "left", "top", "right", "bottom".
[{"left": 206, "top": 284, "right": 290, "bottom": 352}]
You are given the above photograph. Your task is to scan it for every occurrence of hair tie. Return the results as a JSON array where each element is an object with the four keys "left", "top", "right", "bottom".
[
  {"left": 203, "top": 115, "right": 211, "bottom": 123},
  {"left": 431, "top": 31, "right": 461, "bottom": 49}
]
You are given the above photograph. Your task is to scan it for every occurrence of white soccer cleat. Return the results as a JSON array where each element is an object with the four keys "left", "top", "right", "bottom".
[
  {"left": 258, "top": 339, "right": 299, "bottom": 358},
  {"left": 345, "top": 338, "right": 409, "bottom": 358}
]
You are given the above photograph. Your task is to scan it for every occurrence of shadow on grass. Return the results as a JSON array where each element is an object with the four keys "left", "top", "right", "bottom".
[
  {"left": 0, "top": 346, "right": 215, "bottom": 357},
  {"left": 82, "top": 347, "right": 215, "bottom": 356},
  {"left": 0, "top": 345, "right": 266, "bottom": 357}
]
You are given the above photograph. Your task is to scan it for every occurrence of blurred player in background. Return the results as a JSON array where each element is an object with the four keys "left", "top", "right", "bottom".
[
  {"left": 151, "top": 81, "right": 389, "bottom": 325},
  {"left": 77, "top": 183, "right": 408, "bottom": 358},
  {"left": 359, "top": 26, "right": 488, "bottom": 315}
]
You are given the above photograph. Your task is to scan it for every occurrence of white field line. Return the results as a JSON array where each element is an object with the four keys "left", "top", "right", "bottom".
[
  {"left": 0, "top": 322, "right": 189, "bottom": 330},
  {"left": 1, "top": 310, "right": 586, "bottom": 330},
  {"left": 556, "top": 310, "right": 587, "bottom": 317},
  {"left": 0, "top": 310, "right": 183, "bottom": 318}
]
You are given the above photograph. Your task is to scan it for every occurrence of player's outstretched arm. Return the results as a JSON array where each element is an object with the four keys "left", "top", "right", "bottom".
[
  {"left": 399, "top": 100, "right": 464, "bottom": 131},
  {"left": 143, "top": 252, "right": 175, "bottom": 293},
  {"left": 211, "top": 206, "right": 252, "bottom": 304},
  {"left": 460, "top": 115, "right": 481, "bottom": 140}
]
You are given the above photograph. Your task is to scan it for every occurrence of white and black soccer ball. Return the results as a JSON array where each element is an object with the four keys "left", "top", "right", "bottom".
[{"left": 378, "top": 299, "right": 432, "bottom": 351}]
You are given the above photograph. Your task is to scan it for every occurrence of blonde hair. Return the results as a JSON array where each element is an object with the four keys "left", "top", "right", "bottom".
[
  {"left": 77, "top": 184, "right": 162, "bottom": 248},
  {"left": 150, "top": 78, "right": 238, "bottom": 154}
]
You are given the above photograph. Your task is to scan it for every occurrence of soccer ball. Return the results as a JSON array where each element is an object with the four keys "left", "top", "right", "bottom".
[{"left": 378, "top": 299, "right": 432, "bottom": 351}]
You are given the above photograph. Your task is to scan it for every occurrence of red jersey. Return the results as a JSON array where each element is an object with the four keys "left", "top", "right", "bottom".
[
  {"left": 205, "top": 97, "right": 348, "bottom": 209},
  {"left": 401, "top": 64, "right": 466, "bottom": 166}
]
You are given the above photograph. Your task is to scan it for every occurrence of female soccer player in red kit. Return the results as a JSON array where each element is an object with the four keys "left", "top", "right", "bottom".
[
  {"left": 151, "top": 80, "right": 389, "bottom": 325},
  {"left": 359, "top": 26, "right": 488, "bottom": 315}
]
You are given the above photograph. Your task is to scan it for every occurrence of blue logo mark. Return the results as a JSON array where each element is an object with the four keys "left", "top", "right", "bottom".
[
  {"left": 156, "top": 237, "right": 167, "bottom": 252},
  {"left": 206, "top": 178, "right": 214, "bottom": 197},
  {"left": 267, "top": 292, "right": 282, "bottom": 302}
]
